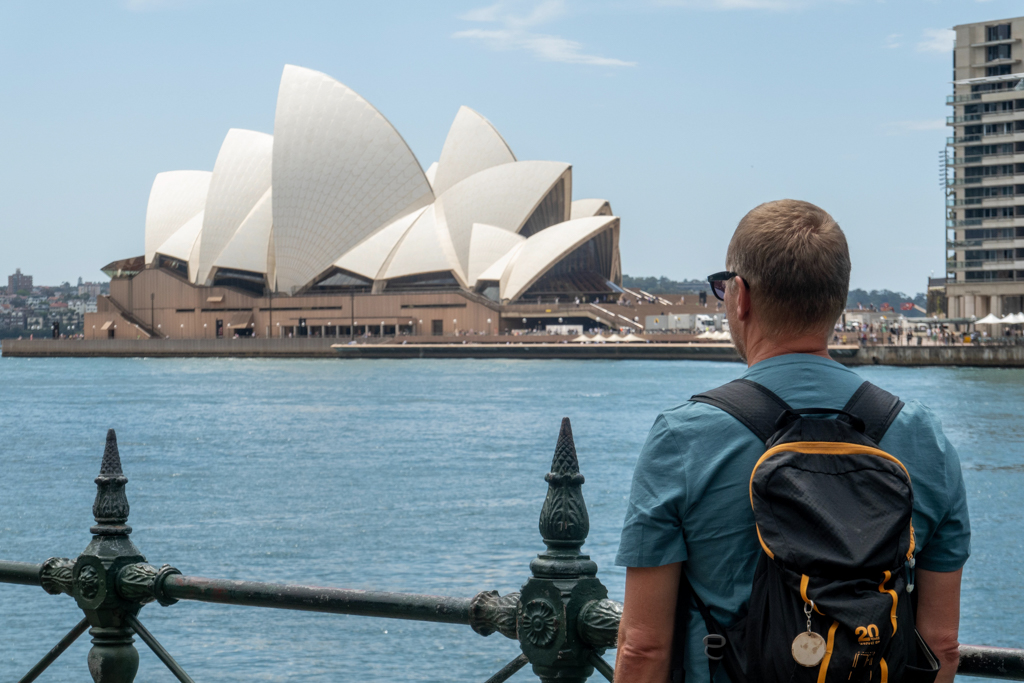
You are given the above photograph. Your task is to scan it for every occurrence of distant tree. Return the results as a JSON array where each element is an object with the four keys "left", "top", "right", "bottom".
[
  {"left": 847, "top": 289, "right": 927, "bottom": 316},
  {"left": 621, "top": 275, "right": 710, "bottom": 295}
]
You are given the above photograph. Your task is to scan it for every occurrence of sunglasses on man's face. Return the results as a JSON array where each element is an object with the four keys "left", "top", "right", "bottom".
[{"left": 706, "top": 271, "right": 747, "bottom": 301}]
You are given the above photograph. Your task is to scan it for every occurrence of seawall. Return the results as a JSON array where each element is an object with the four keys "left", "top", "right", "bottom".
[{"left": 3, "top": 339, "right": 1024, "bottom": 367}]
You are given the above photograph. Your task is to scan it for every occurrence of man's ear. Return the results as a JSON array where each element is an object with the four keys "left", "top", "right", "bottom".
[{"left": 734, "top": 276, "right": 752, "bottom": 321}]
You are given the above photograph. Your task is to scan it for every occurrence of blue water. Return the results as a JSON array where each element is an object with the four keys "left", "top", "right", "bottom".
[{"left": 0, "top": 358, "right": 1021, "bottom": 682}]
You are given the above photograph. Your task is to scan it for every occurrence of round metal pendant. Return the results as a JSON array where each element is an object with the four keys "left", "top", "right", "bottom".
[{"left": 792, "top": 631, "right": 826, "bottom": 667}]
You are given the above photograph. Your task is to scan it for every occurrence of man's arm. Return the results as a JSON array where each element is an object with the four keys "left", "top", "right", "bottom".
[
  {"left": 915, "top": 567, "right": 963, "bottom": 683},
  {"left": 615, "top": 563, "right": 681, "bottom": 683}
]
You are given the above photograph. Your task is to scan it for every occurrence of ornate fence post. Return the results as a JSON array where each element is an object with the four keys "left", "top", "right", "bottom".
[
  {"left": 74, "top": 429, "right": 148, "bottom": 682},
  {"left": 517, "top": 417, "right": 618, "bottom": 682}
]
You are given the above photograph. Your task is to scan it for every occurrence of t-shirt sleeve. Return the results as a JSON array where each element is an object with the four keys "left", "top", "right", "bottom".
[
  {"left": 615, "top": 414, "right": 687, "bottom": 568},
  {"left": 910, "top": 404, "right": 972, "bottom": 573}
]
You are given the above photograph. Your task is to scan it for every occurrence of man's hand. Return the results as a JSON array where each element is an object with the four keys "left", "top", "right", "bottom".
[
  {"left": 615, "top": 563, "right": 681, "bottom": 682},
  {"left": 916, "top": 567, "right": 963, "bottom": 683}
]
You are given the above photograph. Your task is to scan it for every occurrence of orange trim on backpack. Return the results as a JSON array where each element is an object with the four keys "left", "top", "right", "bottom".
[
  {"left": 748, "top": 441, "right": 915, "bottom": 561},
  {"left": 799, "top": 574, "right": 824, "bottom": 615},
  {"left": 816, "top": 620, "right": 839, "bottom": 683},
  {"left": 879, "top": 570, "right": 899, "bottom": 636},
  {"left": 880, "top": 657, "right": 889, "bottom": 683}
]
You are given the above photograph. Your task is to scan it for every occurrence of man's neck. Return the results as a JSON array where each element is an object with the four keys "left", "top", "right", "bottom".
[{"left": 743, "top": 334, "right": 831, "bottom": 367}]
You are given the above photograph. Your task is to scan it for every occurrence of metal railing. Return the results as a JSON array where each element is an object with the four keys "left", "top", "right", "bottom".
[
  {"left": 948, "top": 94, "right": 982, "bottom": 104},
  {"left": 947, "top": 196, "right": 1017, "bottom": 206},
  {"left": 1, "top": 425, "right": 1022, "bottom": 682},
  {"left": 948, "top": 114, "right": 983, "bottom": 124}
]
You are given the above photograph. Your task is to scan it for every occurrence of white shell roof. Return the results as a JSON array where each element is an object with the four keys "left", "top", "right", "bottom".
[
  {"left": 434, "top": 160, "right": 571, "bottom": 279},
  {"left": 332, "top": 206, "right": 426, "bottom": 280},
  {"left": 154, "top": 210, "right": 205, "bottom": 271},
  {"left": 271, "top": 64, "right": 435, "bottom": 294},
  {"left": 499, "top": 216, "right": 619, "bottom": 302},
  {"left": 431, "top": 106, "right": 516, "bottom": 196},
  {"left": 477, "top": 242, "right": 524, "bottom": 283},
  {"left": 382, "top": 205, "right": 462, "bottom": 283},
  {"left": 467, "top": 223, "right": 525, "bottom": 286},
  {"left": 570, "top": 198, "right": 612, "bottom": 220},
  {"left": 213, "top": 187, "right": 273, "bottom": 275},
  {"left": 424, "top": 162, "right": 438, "bottom": 188},
  {"left": 144, "top": 171, "right": 211, "bottom": 264},
  {"left": 195, "top": 129, "right": 274, "bottom": 284}
]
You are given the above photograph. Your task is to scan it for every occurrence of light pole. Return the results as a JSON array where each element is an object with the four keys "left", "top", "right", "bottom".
[
  {"left": 203, "top": 323, "right": 207, "bottom": 339},
  {"left": 487, "top": 318, "right": 492, "bottom": 336},
  {"left": 179, "top": 323, "right": 184, "bottom": 339}
]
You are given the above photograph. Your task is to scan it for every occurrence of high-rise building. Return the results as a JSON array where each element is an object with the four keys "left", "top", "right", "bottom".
[
  {"left": 7, "top": 268, "right": 32, "bottom": 294},
  {"left": 946, "top": 16, "right": 1024, "bottom": 319}
]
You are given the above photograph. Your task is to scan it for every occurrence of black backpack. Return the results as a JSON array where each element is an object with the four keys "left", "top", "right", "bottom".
[{"left": 670, "top": 379, "right": 941, "bottom": 683}]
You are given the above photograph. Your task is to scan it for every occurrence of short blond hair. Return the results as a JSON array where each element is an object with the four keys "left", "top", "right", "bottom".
[{"left": 726, "top": 200, "right": 850, "bottom": 340}]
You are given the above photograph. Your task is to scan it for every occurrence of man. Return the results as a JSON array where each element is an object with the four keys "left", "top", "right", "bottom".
[{"left": 614, "top": 200, "right": 970, "bottom": 683}]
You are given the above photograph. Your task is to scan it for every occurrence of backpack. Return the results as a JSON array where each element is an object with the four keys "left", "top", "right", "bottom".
[{"left": 670, "top": 379, "right": 941, "bottom": 683}]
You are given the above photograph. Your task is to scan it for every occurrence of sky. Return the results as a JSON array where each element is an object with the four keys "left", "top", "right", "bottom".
[{"left": 0, "top": 0, "right": 1019, "bottom": 295}]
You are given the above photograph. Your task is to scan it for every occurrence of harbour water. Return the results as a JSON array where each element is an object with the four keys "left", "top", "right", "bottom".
[{"left": 0, "top": 358, "right": 1021, "bottom": 682}]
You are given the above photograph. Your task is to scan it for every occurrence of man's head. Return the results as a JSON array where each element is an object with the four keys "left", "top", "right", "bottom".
[{"left": 724, "top": 199, "right": 850, "bottom": 360}]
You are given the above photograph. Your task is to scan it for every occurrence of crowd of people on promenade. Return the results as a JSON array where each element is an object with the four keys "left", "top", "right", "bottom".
[{"left": 835, "top": 321, "right": 1024, "bottom": 346}]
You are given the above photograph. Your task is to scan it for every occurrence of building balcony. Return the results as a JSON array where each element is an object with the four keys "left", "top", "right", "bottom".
[
  {"left": 947, "top": 130, "right": 1024, "bottom": 146},
  {"left": 948, "top": 114, "right": 983, "bottom": 125},
  {"left": 969, "top": 38, "right": 1021, "bottom": 48},
  {"left": 947, "top": 258, "right": 1023, "bottom": 271},
  {"left": 948, "top": 175, "right": 1021, "bottom": 187},
  {"left": 970, "top": 58, "right": 1021, "bottom": 69},
  {"left": 947, "top": 195, "right": 1018, "bottom": 207},
  {"left": 948, "top": 134, "right": 983, "bottom": 145},
  {"left": 948, "top": 93, "right": 982, "bottom": 104},
  {"left": 979, "top": 109, "right": 1023, "bottom": 122},
  {"left": 945, "top": 152, "right": 1019, "bottom": 166},
  {"left": 946, "top": 217, "right": 1022, "bottom": 228},
  {"left": 947, "top": 238, "right": 1021, "bottom": 249}
]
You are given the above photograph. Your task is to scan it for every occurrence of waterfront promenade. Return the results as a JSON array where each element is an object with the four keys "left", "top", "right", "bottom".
[{"left": 5, "top": 337, "right": 1024, "bottom": 366}]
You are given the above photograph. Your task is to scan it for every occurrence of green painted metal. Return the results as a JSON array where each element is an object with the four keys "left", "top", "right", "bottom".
[{"left": 0, "top": 560, "right": 43, "bottom": 586}]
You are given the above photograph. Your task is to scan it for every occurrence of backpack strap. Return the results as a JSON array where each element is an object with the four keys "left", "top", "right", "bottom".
[
  {"left": 841, "top": 381, "right": 905, "bottom": 443},
  {"left": 690, "top": 379, "right": 792, "bottom": 444}
]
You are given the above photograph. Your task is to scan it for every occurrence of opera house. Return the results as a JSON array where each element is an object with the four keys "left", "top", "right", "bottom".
[{"left": 86, "top": 65, "right": 626, "bottom": 340}]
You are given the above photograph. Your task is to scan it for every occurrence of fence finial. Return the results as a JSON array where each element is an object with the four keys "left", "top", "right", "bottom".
[
  {"left": 537, "top": 417, "right": 590, "bottom": 547},
  {"left": 92, "top": 428, "right": 131, "bottom": 536}
]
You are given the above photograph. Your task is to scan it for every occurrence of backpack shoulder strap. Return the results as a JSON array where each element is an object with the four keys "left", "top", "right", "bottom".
[
  {"left": 690, "top": 379, "right": 792, "bottom": 444},
  {"left": 841, "top": 381, "right": 905, "bottom": 443}
]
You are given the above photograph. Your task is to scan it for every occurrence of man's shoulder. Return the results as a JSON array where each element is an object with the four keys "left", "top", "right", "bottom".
[
  {"left": 882, "top": 397, "right": 949, "bottom": 452},
  {"left": 656, "top": 396, "right": 751, "bottom": 435},
  {"left": 641, "top": 395, "right": 765, "bottom": 463}
]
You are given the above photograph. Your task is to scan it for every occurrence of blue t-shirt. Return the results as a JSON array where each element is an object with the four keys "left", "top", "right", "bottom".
[{"left": 615, "top": 354, "right": 971, "bottom": 683}]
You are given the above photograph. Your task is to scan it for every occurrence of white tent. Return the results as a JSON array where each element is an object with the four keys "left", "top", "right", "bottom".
[
  {"left": 571, "top": 334, "right": 591, "bottom": 343},
  {"left": 622, "top": 333, "right": 647, "bottom": 343},
  {"left": 1003, "top": 312, "right": 1024, "bottom": 324},
  {"left": 975, "top": 313, "right": 1003, "bottom": 325},
  {"left": 606, "top": 333, "right": 625, "bottom": 342}
]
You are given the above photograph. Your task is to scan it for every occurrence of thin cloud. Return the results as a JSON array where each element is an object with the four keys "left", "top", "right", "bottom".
[
  {"left": 883, "top": 119, "right": 946, "bottom": 135},
  {"left": 885, "top": 33, "right": 902, "bottom": 50},
  {"left": 454, "top": 2, "right": 636, "bottom": 67},
  {"left": 123, "top": 0, "right": 184, "bottom": 9},
  {"left": 917, "top": 28, "right": 955, "bottom": 53},
  {"left": 653, "top": 0, "right": 820, "bottom": 10}
]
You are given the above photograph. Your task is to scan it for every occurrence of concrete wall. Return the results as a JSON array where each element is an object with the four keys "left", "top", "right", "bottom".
[{"left": 6, "top": 339, "right": 1024, "bottom": 366}]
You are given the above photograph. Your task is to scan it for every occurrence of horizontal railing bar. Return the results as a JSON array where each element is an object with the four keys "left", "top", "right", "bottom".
[
  {"left": 0, "top": 560, "right": 42, "bottom": 586},
  {"left": 161, "top": 574, "right": 474, "bottom": 624},
  {"left": 959, "top": 645, "right": 1024, "bottom": 680}
]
